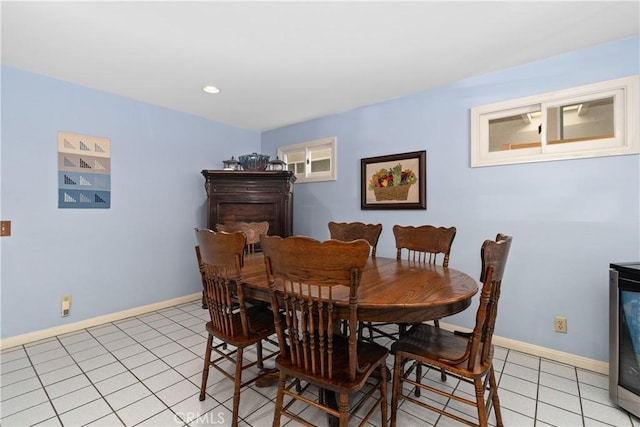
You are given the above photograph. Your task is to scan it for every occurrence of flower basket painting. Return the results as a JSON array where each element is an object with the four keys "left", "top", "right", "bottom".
[{"left": 361, "top": 151, "right": 426, "bottom": 210}]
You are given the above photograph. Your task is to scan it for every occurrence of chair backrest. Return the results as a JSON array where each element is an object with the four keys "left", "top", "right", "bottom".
[
  {"left": 216, "top": 221, "right": 269, "bottom": 253},
  {"left": 466, "top": 234, "right": 512, "bottom": 370},
  {"left": 328, "top": 221, "right": 383, "bottom": 257},
  {"left": 195, "top": 228, "right": 250, "bottom": 337},
  {"left": 260, "top": 235, "right": 370, "bottom": 381},
  {"left": 393, "top": 225, "right": 456, "bottom": 266}
]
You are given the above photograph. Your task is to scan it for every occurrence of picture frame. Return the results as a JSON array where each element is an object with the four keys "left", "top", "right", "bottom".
[{"left": 361, "top": 150, "right": 426, "bottom": 210}]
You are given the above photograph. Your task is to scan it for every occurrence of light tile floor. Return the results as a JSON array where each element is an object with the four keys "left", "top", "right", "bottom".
[{"left": 1, "top": 299, "right": 638, "bottom": 426}]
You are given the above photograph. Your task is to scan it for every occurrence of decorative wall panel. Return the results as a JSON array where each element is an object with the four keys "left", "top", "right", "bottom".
[{"left": 58, "top": 131, "right": 111, "bottom": 208}]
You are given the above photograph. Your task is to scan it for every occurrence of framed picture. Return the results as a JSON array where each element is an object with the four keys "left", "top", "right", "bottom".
[{"left": 361, "top": 150, "right": 426, "bottom": 210}]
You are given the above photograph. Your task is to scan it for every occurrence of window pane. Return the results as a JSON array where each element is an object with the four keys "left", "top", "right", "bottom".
[
  {"left": 295, "top": 162, "right": 306, "bottom": 174},
  {"left": 286, "top": 150, "right": 306, "bottom": 163},
  {"left": 310, "top": 147, "right": 332, "bottom": 160},
  {"left": 310, "top": 159, "right": 330, "bottom": 173},
  {"left": 546, "top": 97, "right": 614, "bottom": 145},
  {"left": 489, "top": 110, "right": 541, "bottom": 152}
]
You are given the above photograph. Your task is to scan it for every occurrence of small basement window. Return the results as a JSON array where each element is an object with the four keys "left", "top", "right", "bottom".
[
  {"left": 471, "top": 75, "right": 639, "bottom": 167},
  {"left": 278, "top": 136, "right": 337, "bottom": 183}
]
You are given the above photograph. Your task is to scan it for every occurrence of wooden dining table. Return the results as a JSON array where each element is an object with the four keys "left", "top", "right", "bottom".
[
  {"left": 240, "top": 253, "right": 479, "bottom": 324},
  {"left": 239, "top": 252, "right": 479, "bottom": 426}
]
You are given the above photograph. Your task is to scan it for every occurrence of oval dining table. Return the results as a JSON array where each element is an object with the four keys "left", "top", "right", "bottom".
[
  {"left": 238, "top": 251, "right": 479, "bottom": 426},
  {"left": 240, "top": 252, "right": 479, "bottom": 324}
]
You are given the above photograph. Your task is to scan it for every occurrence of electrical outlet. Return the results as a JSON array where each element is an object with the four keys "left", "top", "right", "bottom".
[
  {"left": 554, "top": 316, "right": 567, "bottom": 333},
  {"left": 61, "top": 295, "right": 72, "bottom": 317}
]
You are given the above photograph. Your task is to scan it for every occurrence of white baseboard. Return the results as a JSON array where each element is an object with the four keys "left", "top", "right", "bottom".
[
  {"left": 1, "top": 298, "right": 609, "bottom": 376},
  {"left": 438, "top": 321, "right": 609, "bottom": 375},
  {"left": 0, "top": 293, "right": 202, "bottom": 350}
]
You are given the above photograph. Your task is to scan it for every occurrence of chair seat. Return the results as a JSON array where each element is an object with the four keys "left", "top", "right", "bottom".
[
  {"left": 206, "top": 305, "right": 276, "bottom": 346},
  {"left": 276, "top": 335, "right": 388, "bottom": 394},
  {"left": 391, "top": 323, "right": 493, "bottom": 377}
]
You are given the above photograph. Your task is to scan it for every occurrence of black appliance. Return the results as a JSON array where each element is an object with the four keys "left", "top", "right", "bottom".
[{"left": 610, "top": 262, "right": 640, "bottom": 417}]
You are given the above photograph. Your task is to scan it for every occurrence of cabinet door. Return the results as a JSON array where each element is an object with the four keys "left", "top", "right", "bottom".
[{"left": 212, "top": 198, "right": 284, "bottom": 237}]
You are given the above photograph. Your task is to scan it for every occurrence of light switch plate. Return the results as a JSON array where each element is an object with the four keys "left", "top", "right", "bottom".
[{"left": 0, "top": 221, "right": 11, "bottom": 237}]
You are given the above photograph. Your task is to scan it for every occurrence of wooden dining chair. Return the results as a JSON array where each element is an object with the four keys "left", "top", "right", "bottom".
[
  {"left": 328, "top": 221, "right": 383, "bottom": 257},
  {"left": 366, "top": 224, "right": 457, "bottom": 342},
  {"left": 216, "top": 221, "right": 270, "bottom": 254},
  {"left": 393, "top": 224, "right": 456, "bottom": 267},
  {"left": 328, "top": 221, "right": 383, "bottom": 338},
  {"left": 394, "top": 224, "right": 457, "bottom": 326},
  {"left": 261, "top": 235, "right": 389, "bottom": 427},
  {"left": 390, "top": 234, "right": 513, "bottom": 427},
  {"left": 195, "top": 228, "right": 279, "bottom": 427}
]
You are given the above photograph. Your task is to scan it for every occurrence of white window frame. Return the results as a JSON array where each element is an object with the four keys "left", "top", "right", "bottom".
[
  {"left": 470, "top": 75, "right": 639, "bottom": 167},
  {"left": 278, "top": 136, "right": 337, "bottom": 183}
]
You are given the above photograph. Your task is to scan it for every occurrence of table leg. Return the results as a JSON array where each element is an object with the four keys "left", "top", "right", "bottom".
[{"left": 323, "top": 389, "right": 339, "bottom": 427}]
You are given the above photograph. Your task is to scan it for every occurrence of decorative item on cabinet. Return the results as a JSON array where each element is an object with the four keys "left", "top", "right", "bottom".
[
  {"left": 237, "top": 152, "right": 270, "bottom": 171},
  {"left": 267, "top": 156, "right": 287, "bottom": 171},
  {"left": 222, "top": 156, "right": 240, "bottom": 170}
]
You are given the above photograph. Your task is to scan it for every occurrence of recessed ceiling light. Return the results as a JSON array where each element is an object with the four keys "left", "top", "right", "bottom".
[{"left": 202, "top": 85, "right": 221, "bottom": 94}]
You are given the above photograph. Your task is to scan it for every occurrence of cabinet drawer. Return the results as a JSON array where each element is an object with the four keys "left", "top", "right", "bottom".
[{"left": 211, "top": 183, "right": 284, "bottom": 194}]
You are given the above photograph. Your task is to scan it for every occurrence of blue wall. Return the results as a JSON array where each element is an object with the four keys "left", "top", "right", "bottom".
[
  {"left": 2, "top": 37, "right": 638, "bottom": 362},
  {"left": 1, "top": 66, "right": 260, "bottom": 338},
  {"left": 261, "top": 37, "right": 640, "bottom": 362}
]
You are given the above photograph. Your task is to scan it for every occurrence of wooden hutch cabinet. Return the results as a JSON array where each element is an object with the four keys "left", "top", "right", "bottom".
[{"left": 201, "top": 170, "right": 296, "bottom": 237}]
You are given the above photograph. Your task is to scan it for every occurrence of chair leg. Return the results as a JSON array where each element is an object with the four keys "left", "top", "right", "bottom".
[
  {"left": 380, "top": 363, "right": 388, "bottom": 427},
  {"left": 398, "top": 323, "right": 407, "bottom": 337},
  {"left": 256, "top": 340, "right": 264, "bottom": 369},
  {"left": 199, "top": 334, "right": 213, "bottom": 401},
  {"left": 272, "top": 372, "right": 286, "bottom": 427},
  {"left": 474, "top": 377, "right": 488, "bottom": 427},
  {"left": 390, "top": 356, "right": 403, "bottom": 427},
  {"left": 432, "top": 319, "right": 447, "bottom": 381},
  {"left": 488, "top": 366, "right": 504, "bottom": 427},
  {"left": 231, "top": 347, "right": 244, "bottom": 427},
  {"left": 414, "top": 362, "right": 422, "bottom": 397},
  {"left": 338, "top": 393, "right": 349, "bottom": 426}
]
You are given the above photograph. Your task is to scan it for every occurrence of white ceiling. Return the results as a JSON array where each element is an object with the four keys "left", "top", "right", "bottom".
[{"left": 2, "top": 1, "right": 639, "bottom": 132}]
